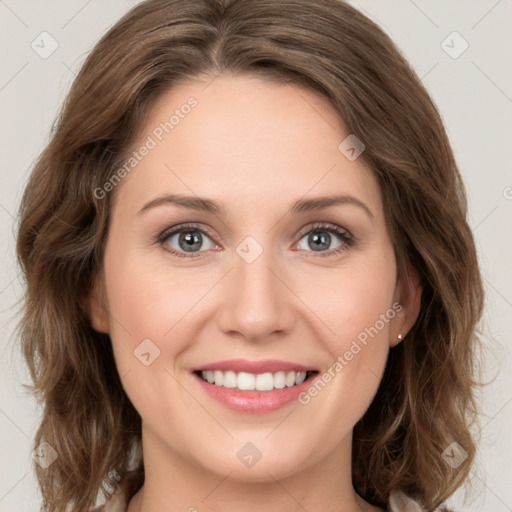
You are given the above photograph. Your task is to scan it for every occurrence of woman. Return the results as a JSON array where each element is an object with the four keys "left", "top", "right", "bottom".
[{"left": 15, "top": 0, "right": 484, "bottom": 511}]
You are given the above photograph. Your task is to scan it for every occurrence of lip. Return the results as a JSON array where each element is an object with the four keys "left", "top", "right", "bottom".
[
  {"left": 192, "top": 371, "right": 317, "bottom": 413},
  {"left": 193, "top": 358, "right": 315, "bottom": 373}
]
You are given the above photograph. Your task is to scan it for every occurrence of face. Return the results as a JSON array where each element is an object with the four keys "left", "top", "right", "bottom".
[{"left": 90, "top": 74, "right": 418, "bottom": 483}]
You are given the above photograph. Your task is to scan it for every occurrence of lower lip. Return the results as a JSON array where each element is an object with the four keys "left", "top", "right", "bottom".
[{"left": 192, "top": 372, "right": 317, "bottom": 414}]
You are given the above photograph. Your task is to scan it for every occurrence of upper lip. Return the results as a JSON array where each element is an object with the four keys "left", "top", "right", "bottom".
[{"left": 194, "top": 359, "right": 316, "bottom": 374}]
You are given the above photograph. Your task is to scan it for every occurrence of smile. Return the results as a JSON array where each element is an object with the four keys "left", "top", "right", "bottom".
[
  {"left": 191, "top": 359, "right": 320, "bottom": 413},
  {"left": 196, "top": 369, "right": 317, "bottom": 391}
]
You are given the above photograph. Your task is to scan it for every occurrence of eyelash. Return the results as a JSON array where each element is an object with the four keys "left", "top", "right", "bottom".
[{"left": 156, "top": 222, "right": 355, "bottom": 259}]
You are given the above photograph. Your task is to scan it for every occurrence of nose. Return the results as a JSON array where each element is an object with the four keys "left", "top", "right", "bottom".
[{"left": 216, "top": 247, "right": 297, "bottom": 342}]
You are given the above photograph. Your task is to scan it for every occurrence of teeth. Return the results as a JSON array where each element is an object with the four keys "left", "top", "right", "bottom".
[
  {"left": 214, "top": 370, "right": 224, "bottom": 386},
  {"left": 200, "top": 369, "right": 311, "bottom": 391},
  {"left": 274, "top": 371, "right": 286, "bottom": 389},
  {"left": 238, "top": 372, "right": 255, "bottom": 390},
  {"left": 295, "top": 371, "right": 307, "bottom": 385},
  {"left": 285, "top": 371, "right": 296, "bottom": 387},
  {"left": 223, "top": 370, "right": 237, "bottom": 388},
  {"left": 256, "top": 372, "right": 274, "bottom": 391}
]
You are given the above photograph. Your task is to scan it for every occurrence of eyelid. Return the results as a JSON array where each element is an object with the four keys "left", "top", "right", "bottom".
[
  {"left": 157, "top": 221, "right": 355, "bottom": 258},
  {"left": 293, "top": 221, "right": 354, "bottom": 258},
  {"left": 295, "top": 221, "right": 353, "bottom": 241},
  {"left": 156, "top": 222, "right": 221, "bottom": 258}
]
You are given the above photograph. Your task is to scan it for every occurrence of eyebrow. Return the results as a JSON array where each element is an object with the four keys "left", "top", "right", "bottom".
[{"left": 137, "top": 193, "right": 374, "bottom": 221}]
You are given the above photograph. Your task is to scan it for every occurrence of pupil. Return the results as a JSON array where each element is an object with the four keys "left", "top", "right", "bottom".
[
  {"left": 179, "top": 230, "right": 202, "bottom": 252},
  {"left": 309, "top": 231, "right": 330, "bottom": 251}
]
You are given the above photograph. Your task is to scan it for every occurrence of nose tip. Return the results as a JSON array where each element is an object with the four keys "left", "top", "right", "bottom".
[{"left": 216, "top": 255, "right": 296, "bottom": 342}]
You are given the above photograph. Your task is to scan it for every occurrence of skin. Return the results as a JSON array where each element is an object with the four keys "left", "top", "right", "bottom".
[{"left": 88, "top": 74, "right": 421, "bottom": 512}]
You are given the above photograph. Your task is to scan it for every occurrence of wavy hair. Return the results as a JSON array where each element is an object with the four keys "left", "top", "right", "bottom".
[{"left": 15, "top": 0, "right": 484, "bottom": 510}]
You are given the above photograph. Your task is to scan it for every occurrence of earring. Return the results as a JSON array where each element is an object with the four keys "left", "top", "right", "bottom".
[{"left": 397, "top": 333, "right": 403, "bottom": 341}]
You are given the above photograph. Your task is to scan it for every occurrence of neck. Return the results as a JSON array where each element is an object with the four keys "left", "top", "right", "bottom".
[{"left": 126, "top": 424, "right": 382, "bottom": 512}]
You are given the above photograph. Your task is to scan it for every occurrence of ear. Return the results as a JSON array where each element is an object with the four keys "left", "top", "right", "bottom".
[
  {"left": 389, "top": 264, "right": 422, "bottom": 347},
  {"left": 84, "top": 274, "right": 110, "bottom": 334}
]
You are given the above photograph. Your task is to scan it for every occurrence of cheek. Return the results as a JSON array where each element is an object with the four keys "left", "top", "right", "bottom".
[
  {"left": 296, "top": 251, "right": 396, "bottom": 353},
  {"left": 101, "top": 248, "right": 210, "bottom": 371},
  {"left": 101, "top": 254, "right": 212, "bottom": 425},
  {"left": 293, "top": 252, "right": 396, "bottom": 417}
]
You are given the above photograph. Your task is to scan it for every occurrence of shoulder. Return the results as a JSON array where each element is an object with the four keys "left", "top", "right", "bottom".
[{"left": 388, "top": 490, "right": 453, "bottom": 512}]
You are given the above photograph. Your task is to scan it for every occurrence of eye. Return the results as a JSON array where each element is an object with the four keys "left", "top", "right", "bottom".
[
  {"left": 157, "top": 222, "right": 354, "bottom": 259},
  {"left": 158, "top": 223, "right": 218, "bottom": 258},
  {"left": 295, "top": 223, "right": 354, "bottom": 257}
]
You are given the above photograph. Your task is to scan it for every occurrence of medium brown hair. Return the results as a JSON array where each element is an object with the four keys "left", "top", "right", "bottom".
[{"left": 15, "top": 0, "right": 484, "bottom": 510}]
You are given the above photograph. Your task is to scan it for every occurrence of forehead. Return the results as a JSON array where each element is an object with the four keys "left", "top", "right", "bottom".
[{"left": 113, "top": 74, "right": 383, "bottom": 222}]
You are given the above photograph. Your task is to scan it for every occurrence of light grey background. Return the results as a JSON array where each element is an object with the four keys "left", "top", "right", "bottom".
[{"left": 1, "top": 1, "right": 511, "bottom": 511}]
